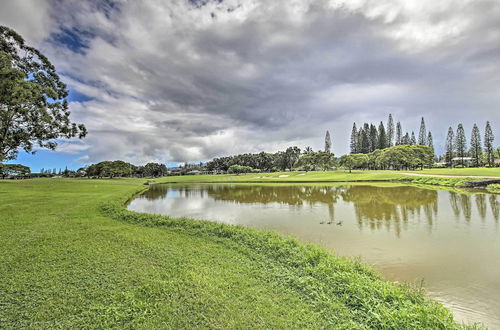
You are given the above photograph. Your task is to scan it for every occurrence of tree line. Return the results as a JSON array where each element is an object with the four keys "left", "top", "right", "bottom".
[
  {"left": 350, "top": 115, "right": 434, "bottom": 154},
  {"left": 83, "top": 161, "right": 168, "bottom": 178},
  {"left": 444, "top": 121, "right": 495, "bottom": 167},
  {"left": 340, "top": 145, "right": 434, "bottom": 172}
]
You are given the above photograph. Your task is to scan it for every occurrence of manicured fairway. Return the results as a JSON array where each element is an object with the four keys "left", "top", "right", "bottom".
[
  {"left": 0, "top": 178, "right": 470, "bottom": 328},
  {"left": 155, "top": 169, "right": 500, "bottom": 185}
]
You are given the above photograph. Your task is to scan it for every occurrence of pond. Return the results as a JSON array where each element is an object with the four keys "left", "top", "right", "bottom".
[{"left": 128, "top": 183, "right": 500, "bottom": 327}]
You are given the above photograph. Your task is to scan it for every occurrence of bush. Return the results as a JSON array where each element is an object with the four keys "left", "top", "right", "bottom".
[
  {"left": 228, "top": 164, "right": 253, "bottom": 175},
  {"left": 487, "top": 184, "right": 500, "bottom": 193}
]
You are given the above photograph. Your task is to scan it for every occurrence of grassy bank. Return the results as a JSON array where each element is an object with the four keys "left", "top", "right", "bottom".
[
  {"left": 487, "top": 184, "right": 500, "bottom": 193},
  {"left": 0, "top": 178, "right": 467, "bottom": 328},
  {"left": 415, "top": 168, "right": 500, "bottom": 177}
]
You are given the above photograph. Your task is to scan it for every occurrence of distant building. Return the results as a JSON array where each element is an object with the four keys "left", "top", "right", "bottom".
[{"left": 451, "top": 157, "right": 474, "bottom": 167}]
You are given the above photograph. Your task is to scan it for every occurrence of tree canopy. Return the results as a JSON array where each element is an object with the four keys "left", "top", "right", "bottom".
[{"left": 0, "top": 25, "right": 86, "bottom": 162}]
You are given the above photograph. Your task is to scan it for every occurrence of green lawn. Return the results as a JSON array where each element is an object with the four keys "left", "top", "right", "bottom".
[
  {"left": 155, "top": 169, "right": 500, "bottom": 185},
  {"left": 416, "top": 168, "right": 500, "bottom": 177},
  {"left": 0, "top": 178, "right": 468, "bottom": 328},
  {"left": 157, "top": 170, "right": 408, "bottom": 183}
]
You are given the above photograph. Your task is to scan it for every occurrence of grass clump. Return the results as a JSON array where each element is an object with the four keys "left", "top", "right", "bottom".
[
  {"left": 486, "top": 184, "right": 500, "bottom": 193},
  {"left": 0, "top": 178, "right": 471, "bottom": 328}
]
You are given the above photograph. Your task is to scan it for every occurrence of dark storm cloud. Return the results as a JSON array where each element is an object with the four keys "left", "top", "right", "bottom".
[{"left": 1, "top": 0, "right": 499, "bottom": 163}]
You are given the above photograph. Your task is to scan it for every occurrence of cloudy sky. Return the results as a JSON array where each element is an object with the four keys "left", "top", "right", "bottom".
[{"left": 2, "top": 0, "right": 499, "bottom": 170}]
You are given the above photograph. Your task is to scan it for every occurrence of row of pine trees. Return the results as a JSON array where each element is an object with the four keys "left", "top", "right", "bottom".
[
  {"left": 444, "top": 122, "right": 495, "bottom": 167},
  {"left": 350, "top": 115, "right": 434, "bottom": 154},
  {"left": 349, "top": 114, "right": 496, "bottom": 167}
]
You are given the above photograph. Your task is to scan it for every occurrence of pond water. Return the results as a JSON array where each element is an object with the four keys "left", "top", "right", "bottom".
[{"left": 128, "top": 183, "right": 500, "bottom": 327}]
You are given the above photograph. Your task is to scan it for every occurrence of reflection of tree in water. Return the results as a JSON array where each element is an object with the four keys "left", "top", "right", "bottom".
[
  {"left": 476, "top": 194, "right": 487, "bottom": 220},
  {"left": 141, "top": 184, "right": 212, "bottom": 201},
  {"left": 204, "top": 185, "right": 341, "bottom": 206},
  {"left": 490, "top": 194, "right": 499, "bottom": 222},
  {"left": 340, "top": 186, "right": 438, "bottom": 237},
  {"left": 449, "top": 192, "right": 473, "bottom": 221},
  {"left": 461, "top": 194, "right": 472, "bottom": 221},
  {"left": 449, "top": 192, "right": 461, "bottom": 217},
  {"left": 141, "top": 184, "right": 500, "bottom": 232}
]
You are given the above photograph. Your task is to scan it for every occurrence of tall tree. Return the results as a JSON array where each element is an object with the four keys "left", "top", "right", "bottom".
[
  {"left": 445, "top": 127, "right": 454, "bottom": 166},
  {"left": 418, "top": 117, "right": 427, "bottom": 145},
  {"left": 0, "top": 26, "right": 86, "bottom": 162},
  {"left": 427, "top": 131, "right": 434, "bottom": 152},
  {"left": 324, "top": 130, "right": 331, "bottom": 153},
  {"left": 402, "top": 132, "right": 410, "bottom": 145},
  {"left": 359, "top": 128, "right": 370, "bottom": 154},
  {"left": 470, "top": 123, "right": 482, "bottom": 167},
  {"left": 455, "top": 124, "right": 467, "bottom": 166},
  {"left": 369, "top": 124, "right": 378, "bottom": 152},
  {"left": 377, "top": 121, "right": 388, "bottom": 149},
  {"left": 484, "top": 121, "right": 495, "bottom": 167},
  {"left": 387, "top": 114, "right": 394, "bottom": 146},
  {"left": 350, "top": 123, "right": 358, "bottom": 154},
  {"left": 410, "top": 132, "right": 417, "bottom": 145},
  {"left": 395, "top": 122, "right": 402, "bottom": 145}
]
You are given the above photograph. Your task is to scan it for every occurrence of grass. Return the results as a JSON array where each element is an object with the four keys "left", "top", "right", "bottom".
[
  {"left": 155, "top": 170, "right": 499, "bottom": 191},
  {"left": 0, "top": 177, "right": 469, "bottom": 328},
  {"left": 415, "top": 168, "right": 500, "bottom": 177},
  {"left": 157, "top": 170, "right": 408, "bottom": 183},
  {"left": 487, "top": 184, "right": 500, "bottom": 193}
]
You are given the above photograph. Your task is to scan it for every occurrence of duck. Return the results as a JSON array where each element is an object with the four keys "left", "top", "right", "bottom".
[{"left": 336, "top": 221, "right": 343, "bottom": 226}]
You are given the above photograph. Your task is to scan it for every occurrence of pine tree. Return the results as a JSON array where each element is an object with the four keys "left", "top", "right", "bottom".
[
  {"left": 470, "top": 124, "right": 482, "bottom": 167},
  {"left": 418, "top": 117, "right": 427, "bottom": 145},
  {"left": 324, "top": 130, "right": 331, "bottom": 153},
  {"left": 401, "top": 132, "right": 410, "bottom": 145},
  {"left": 387, "top": 114, "right": 394, "bottom": 146},
  {"left": 445, "top": 127, "right": 454, "bottom": 166},
  {"left": 484, "top": 121, "right": 495, "bottom": 166},
  {"left": 395, "top": 122, "right": 402, "bottom": 145},
  {"left": 350, "top": 123, "right": 358, "bottom": 154},
  {"left": 455, "top": 124, "right": 467, "bottom": 166},
  {"left": 357, "top": 128, "right": 363, "bottom": 153},
  {"left": 369, "top": 124, "right": 378, "bottom": 152},
  {"left": 410, "top": 132, "right": 416, "bottom": 145},
  {"left": 377, "top": 121, "right": 388, "bottom": 149},
  {"left": 427, "top": 131, "right": 434, "bottom": 151},
  {"left": 360, "top": 128, "right": 370, "bottom": 154}
]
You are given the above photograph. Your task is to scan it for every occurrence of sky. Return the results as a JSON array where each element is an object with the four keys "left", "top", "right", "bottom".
[{"left": 1, "top": 0, "right": 499, "bottom": 171}]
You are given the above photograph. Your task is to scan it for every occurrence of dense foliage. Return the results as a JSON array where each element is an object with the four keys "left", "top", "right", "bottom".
[
  {"left": 340, "top": 145, "right": 434, "bottom": 171},
  {"left": 0, "top": 26, "right": 86, "bottom": 162},
  {"left": 296, "top": 151, "right": 336, "bottom": 171},
  {"left": 206, "top": 146, "right": 306, "bottom": 173},
  {"left": 227, "top": 164, "right": 255, "bottom": 174},
  {"left": 83, "top": 161, "right": 167, "bottom": 178},
  {"left": 0, "top": 163, "right": 30, "bottom": 178}
]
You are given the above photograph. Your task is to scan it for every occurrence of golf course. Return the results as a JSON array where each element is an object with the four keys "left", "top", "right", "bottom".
[{"left": 2, "top": 170, "right": 499, "bottom": 328}]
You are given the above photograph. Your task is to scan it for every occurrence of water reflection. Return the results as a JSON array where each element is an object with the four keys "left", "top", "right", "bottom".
[{"left": 142, "top": 184, "right": 457, "bottom": 236}]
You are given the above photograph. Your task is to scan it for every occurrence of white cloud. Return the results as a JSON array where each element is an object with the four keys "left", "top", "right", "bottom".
[
  {"left": 2, "top": 0, "right": 499, "bottom": 164},
  {"left": 0, "top": 0, "right": 55, "bottom": 44}
]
